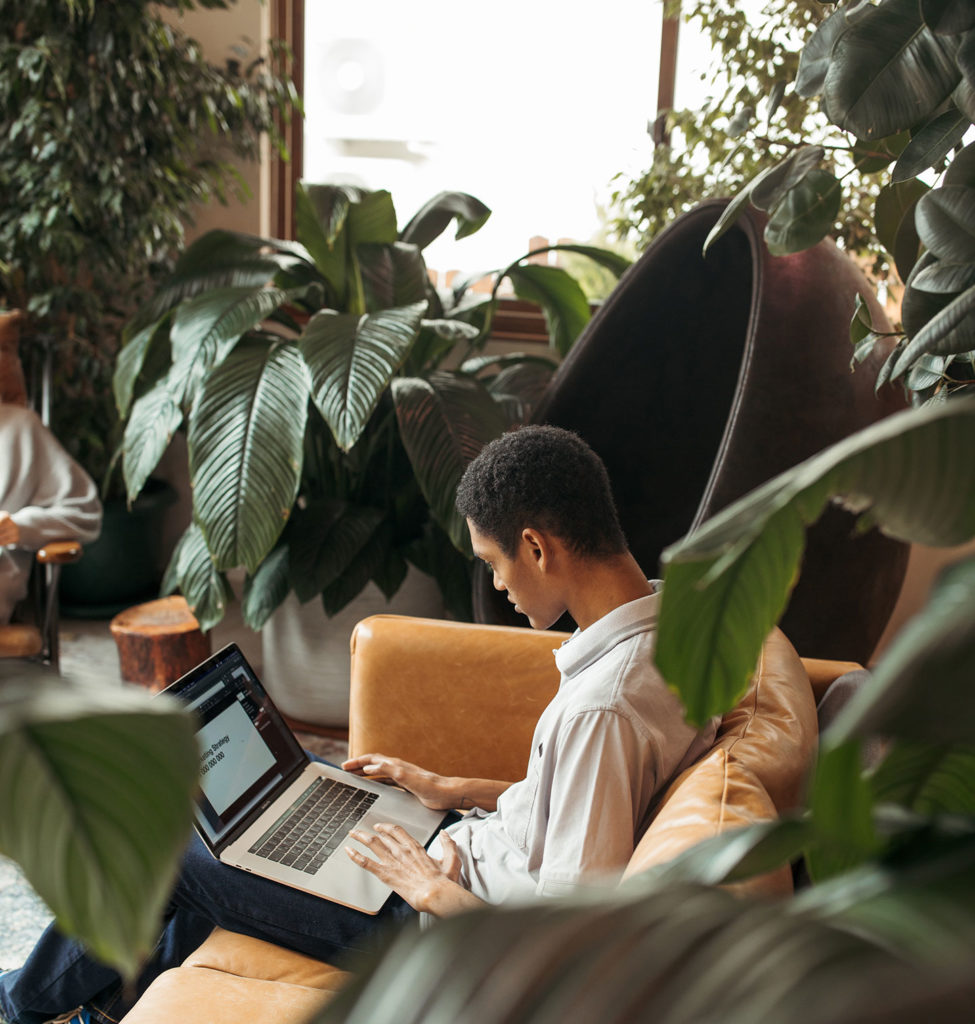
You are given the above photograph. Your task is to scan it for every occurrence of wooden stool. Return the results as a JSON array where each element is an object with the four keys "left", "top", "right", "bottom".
[{"left": 110, "top": 595, "right": 211, "bottom": 690}]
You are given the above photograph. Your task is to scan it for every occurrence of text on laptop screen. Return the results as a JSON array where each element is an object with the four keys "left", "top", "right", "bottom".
[{"left": 178, "top": 647, "right": 306, "bottom": 847}]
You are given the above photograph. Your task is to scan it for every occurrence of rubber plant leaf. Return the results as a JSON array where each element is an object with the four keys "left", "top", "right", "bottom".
[
  {"left": 892, "top": 283, "right": 975, "bottom": 376},
  {"left": 392, "top": 371, "right": 508, "bottom": 553},
  {"left": 874, "top": 178, "right": 929, "bottom": 282},
  {"left": 750, "top": 145, "right": 826, "bottom": 212},
  {"left": 822, "top": 0, "right": 961, "bottom": 141},
  {"left": 656, "top": 399, "right": 975, "bottom": 725},
  {"left": 504, "top": 263, "right": 591, "bottom": 357},
  {"left": 0, "top": 671, "right": 198, "bottom": 981},
  {"left": 399, "top": 191, "right": 492, "bottom": 250},
  {"left": 121, "top": 380, "right": 184, "bottom": 504},
  {"left": 794, "top": 0, "right": 871, "bottom": 97},
  {"left": 828, "top": 555, "right": 975, "bottom": 746},
  {"left": 915, "top": 185, "right": 975, "bottom": 264},
  {"left": 891, "top": 108, "right": 970, "bottom": 183},
  {"left": 764, "top": 169, "right": 843, "bottom": 256},
  {"left": 189, "top": 336, "right": 310, "bottom": 574},
  {"left": 921, "top": 0, "right": 975, "bottom": 34},
  {"left": 161, "top": 521, "right": 232, "bottom": 632},
  {"left": 911, "top": 258, "right": 975, "bottom": 294},
  {"left": 702, "top": 165, "right": 777, "bottom": 254},
  {"left": 300, "top": 301, "right": 426, "bottom": 452}
]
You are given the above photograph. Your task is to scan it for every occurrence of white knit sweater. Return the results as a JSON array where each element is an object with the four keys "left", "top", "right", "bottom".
[{"left": 1, "top": 404, "right": 102, "bottom": 622}]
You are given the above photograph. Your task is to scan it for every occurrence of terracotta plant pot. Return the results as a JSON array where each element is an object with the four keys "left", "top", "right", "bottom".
[{"left": 473, "top": 200, "right": 909, "bottom": 665}]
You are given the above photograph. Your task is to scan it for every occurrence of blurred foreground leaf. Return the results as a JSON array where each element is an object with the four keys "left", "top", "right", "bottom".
[{"left": 0, "top": 667, "right": 198, "bottom": 979}]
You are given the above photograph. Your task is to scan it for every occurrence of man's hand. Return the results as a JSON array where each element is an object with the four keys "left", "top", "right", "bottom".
[
  {"left": 0, "top": 512, "right": 20, "bottom": 546},
  {"left": 342, "top": 754, "right": 510, "bottom": 813},
  {"left": 345, "top": 824, "right": 484, "bottom": 917},
  {"left": 342, "top": 755, "right": 455, "bottom": 810}
]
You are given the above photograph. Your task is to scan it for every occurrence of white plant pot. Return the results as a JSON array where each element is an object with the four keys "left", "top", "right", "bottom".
[{"left": 261, "top": 568, "right": 445, "bottom": 728}]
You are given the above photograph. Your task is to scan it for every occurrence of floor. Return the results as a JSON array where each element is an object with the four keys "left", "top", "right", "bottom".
[{"left": 0, "top": 602, "right": 348, "bottom": 987}]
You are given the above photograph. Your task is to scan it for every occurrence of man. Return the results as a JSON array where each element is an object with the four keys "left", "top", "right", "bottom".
[{"left": 0, "top": 425, "right": 716, "bottom": 1024}]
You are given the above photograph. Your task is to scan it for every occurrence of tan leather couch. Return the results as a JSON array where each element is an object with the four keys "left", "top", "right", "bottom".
[{"left": 122, "top": 615, "right": 858, "bottom": 1024}]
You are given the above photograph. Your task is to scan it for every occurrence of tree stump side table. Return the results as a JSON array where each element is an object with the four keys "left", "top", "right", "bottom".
[{"left": 110, "top": 595, "right": 211, "bottom": 690}]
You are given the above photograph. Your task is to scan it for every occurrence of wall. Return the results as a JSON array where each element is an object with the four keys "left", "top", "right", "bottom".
[{"left": 160, "top": 0, "right": 272, "bottom": 241}]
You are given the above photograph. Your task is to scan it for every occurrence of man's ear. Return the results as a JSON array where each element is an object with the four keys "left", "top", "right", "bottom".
[{"left": 521, "top": 527, "right": 553, "bottom": 569}]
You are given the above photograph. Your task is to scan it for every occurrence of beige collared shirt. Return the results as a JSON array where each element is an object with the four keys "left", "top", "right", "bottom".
[{"left": 435, "top": 584, "right": 718, "bottom": 905}]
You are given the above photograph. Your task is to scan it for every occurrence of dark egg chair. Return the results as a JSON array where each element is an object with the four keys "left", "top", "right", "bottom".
[{"left": 473, "top": 199, "right": 910, "bottom": 665}]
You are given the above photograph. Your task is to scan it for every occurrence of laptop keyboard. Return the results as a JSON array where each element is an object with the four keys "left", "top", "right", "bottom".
[{"left": 248, "top": 776, "right": 379, "bottom": 875}]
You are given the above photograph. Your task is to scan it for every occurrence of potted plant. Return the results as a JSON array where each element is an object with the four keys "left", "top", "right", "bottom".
[
  {"left": 114, "top": 183, "right": 628, "bottom": 720},
  {"left": 0, "top": 0, "right": 297, "bottom": 613}
]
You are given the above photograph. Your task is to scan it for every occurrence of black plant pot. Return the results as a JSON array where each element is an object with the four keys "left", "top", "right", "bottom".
[{"left": 60, "top": 478, "right": 178, "bottom": 618}]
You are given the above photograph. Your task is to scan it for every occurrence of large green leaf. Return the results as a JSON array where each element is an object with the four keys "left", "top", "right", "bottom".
[
  {"left": 113, "top": 313, "right": 172, "bottom": 419},
  {"left": 0, "top": 671, "right": 198, "bottom": 979},
  {"left": 764, "top": 169, "right": 843, "bottom": 255},
  {"left": 295, "top": 184, "right": 354, "bottom": 297},
  {"left": 392, "top": 372, "right": 508, "bottom": 553},
  {"left": 300, "top": 302, "right": 426, "bottom": 452},
  {"left": 702, "top": 165, "right": 778, "bottom": 253},
  {"left": 318, "top": 880, "right": 946, "bottom": 1024},
  {"left": 166, "top": 285, "right": 292, "bottom": 407},
  {"left": 287, "top": 498, "right": 384, "bottom": 603},
  {"left": 398, "top": 191, "right": 491, "bottom": 250},
  {"left": 188, "top": 337, "right": 310, "bottom": 573},
  {"left": 121, "top": 381, "right": 184, "bottom": 504},
  {"left": 133, "top": 229, "right": 309, "bottom": 331},
  {"left": 823, "top": 0, "right": 961, "bottom": 141},
  {"left": 656, "top": 399, "right": 975, "bottom": 724},
  {"left": 358, "top": 241, "right": 429, "bottom": 311},
  {"left": 505, "top": 263, "right": 591, "bottom": 357},
  {"left": 829, "top": 555, "right": 975, "bottom": 745},
  {"left": 161, "top": 521, "right": 231, "bottom": 632},
  {"left": 872, "top": 740, "right": 975, "bottom": 815},
  {"left": 805, "top": 741, "right": 883, "bottom": 881},
  {"left": 241, "top": 542, "right": 292, "bottom": 630}
]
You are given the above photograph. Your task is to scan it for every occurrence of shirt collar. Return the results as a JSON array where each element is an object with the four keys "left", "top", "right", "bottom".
[{"left": 554, "top": 580, "right": 662, "bottom": 680}]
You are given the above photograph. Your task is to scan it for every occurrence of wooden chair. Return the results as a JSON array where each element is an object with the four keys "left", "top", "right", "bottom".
[{"left": 0, "top": 310, "right": 85, "bottom": 669}]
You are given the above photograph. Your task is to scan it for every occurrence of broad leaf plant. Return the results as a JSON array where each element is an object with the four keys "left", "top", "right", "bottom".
[{"left": 114, "top": 184, "right": 629, "bottom": 629}]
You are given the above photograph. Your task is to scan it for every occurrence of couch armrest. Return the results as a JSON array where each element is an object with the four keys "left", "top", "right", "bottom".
[
  {"left": 800, "top": 656, "right": 864, "bottom": 705},
  {"left": 349, "top": 615, "right": 568, "bottom": 782}
]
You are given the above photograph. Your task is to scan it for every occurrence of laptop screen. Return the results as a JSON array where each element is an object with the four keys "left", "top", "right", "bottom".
[{"left": 167, "top": 644, "right": 307, "bottom": 851}]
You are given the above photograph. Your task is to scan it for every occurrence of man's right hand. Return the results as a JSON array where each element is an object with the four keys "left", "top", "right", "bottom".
[
  {"left": 0, "top": 512, "right": 20, "bottom": 546},
  {"left": 341, "top": 754, "right": 510, "bottom": 813},
  {"left": 342, "top": 755, "right": 456, "bottom": 810}
]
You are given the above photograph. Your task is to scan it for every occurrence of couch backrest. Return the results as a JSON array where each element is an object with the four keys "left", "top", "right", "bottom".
[{"left": 623, "top": 628, "right": 818, "bottom": 896}]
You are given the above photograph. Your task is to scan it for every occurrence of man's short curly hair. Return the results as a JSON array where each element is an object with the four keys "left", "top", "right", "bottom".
[{"left": 455, "top": 425, "right": 627, "bottom": 559}]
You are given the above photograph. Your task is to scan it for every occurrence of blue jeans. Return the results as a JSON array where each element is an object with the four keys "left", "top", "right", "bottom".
[{"left": 0, "top": 765, "right": 454, "bottom": 1024}]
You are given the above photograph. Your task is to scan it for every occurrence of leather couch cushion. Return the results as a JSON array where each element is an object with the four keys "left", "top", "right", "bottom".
[
  {"left": 623, "top": 746, "right": 792, "bottom": 898},
  {"left": 717, "top": 629, "right": 819, "bottom": 813},
  {"left": 121, "top": 928, "right": 351, "bottom": 1024}
]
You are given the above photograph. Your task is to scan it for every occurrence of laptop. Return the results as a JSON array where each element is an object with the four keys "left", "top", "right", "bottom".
[{"left": 162, "top": 642, "right": 447, "bottom": 914}]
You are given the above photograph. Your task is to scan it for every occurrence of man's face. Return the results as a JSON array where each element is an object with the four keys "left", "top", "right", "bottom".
[{"left": 467, "top": 519, "right": 565, "bottom": 630}]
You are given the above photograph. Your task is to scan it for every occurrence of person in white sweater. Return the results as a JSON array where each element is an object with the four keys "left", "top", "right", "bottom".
[{"left": 0, "top": 403, "right": 102, "bottom": 623}]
